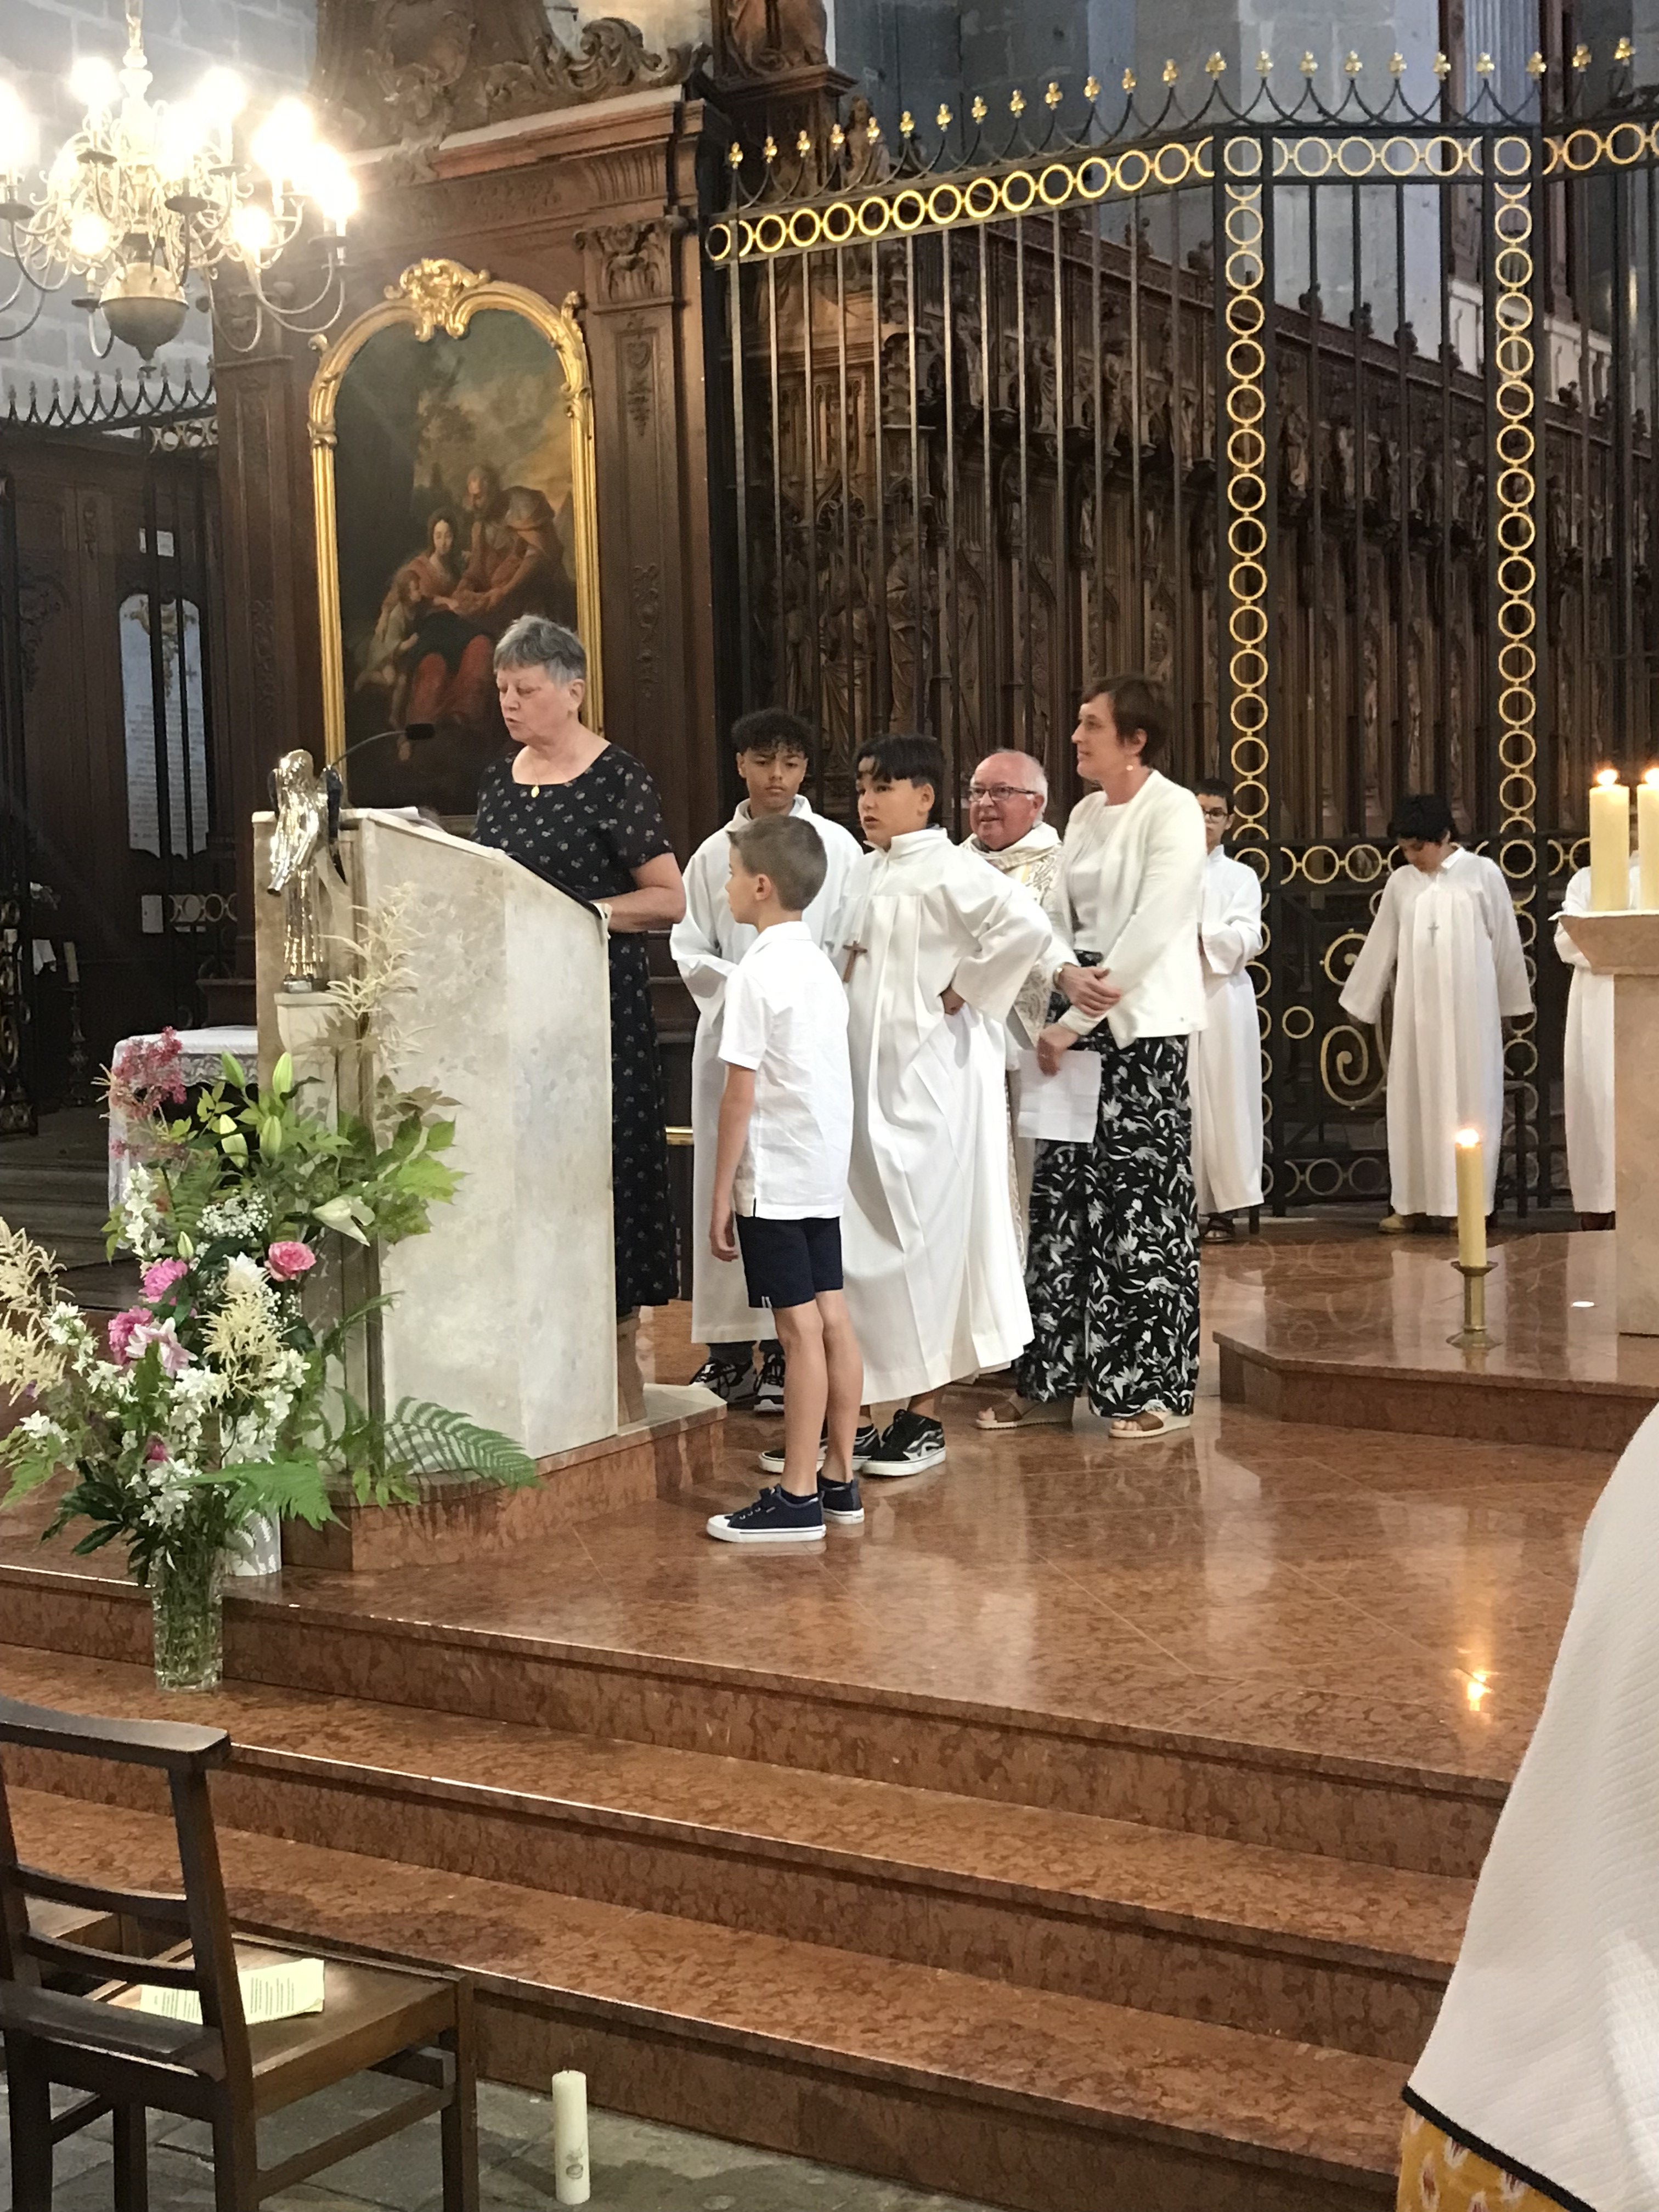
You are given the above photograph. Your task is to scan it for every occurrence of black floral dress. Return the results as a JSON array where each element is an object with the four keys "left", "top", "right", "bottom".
[{"left": 473, "top": 747, "right": 679, "bottom": 1312}]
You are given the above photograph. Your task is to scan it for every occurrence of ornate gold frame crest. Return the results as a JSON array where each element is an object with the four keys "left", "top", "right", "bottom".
[{"left": 308, "top": 256, "right": 604, "bottom": 760}]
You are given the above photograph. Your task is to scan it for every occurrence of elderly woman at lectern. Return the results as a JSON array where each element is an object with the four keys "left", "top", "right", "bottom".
[{"left": 473, "top": 616, "right": 685, "bottom": 1331}]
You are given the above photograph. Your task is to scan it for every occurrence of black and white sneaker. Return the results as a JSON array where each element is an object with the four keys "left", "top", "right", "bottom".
[
  {"left": 860, "top": 1409, "right": 946, "bottom": 1478},
  {"left": 706, "top": 1485, "right": 825, "bottom": 1545},
  {"left": 817, "top": 1472, "right": 864, "bottom": 1525},
  {"left": 758, "top": 1423, "right": 882, "bottom": 1476},
  {"left": 690, "top": 1356, "right": 759, "bottom": 1408},
  {"left": 753, "top": 1342, "right": 786, "bottom": 1417}
]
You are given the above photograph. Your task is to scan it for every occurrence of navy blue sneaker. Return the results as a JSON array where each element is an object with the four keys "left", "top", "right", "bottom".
[
  {"left": 758, "top": 1423, "right": 881, "bottom": 1477},
  {"left": 706, "top": 1485, "right": 825, "bottom": 1545},
  {"left": 817, "top": 1472, "right": 864, "bottom": 1525}
]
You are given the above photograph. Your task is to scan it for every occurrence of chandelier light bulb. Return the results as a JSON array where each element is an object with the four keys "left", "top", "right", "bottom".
[
  {"left": 251, "top": 96, "right": 315, "bottom": 183},
  {"left": 300, "top": 143, "right": 357, "bottom": 229},
  {"left": 67, "top": 54, "right": 120, "bottom": 114},
  {"left": 68, "top": 207, "right": 112, "bottom": 263},
  {"left": 229, "top": 200, "right": 274, "bottom": 257},
  {"left": 195, "top": 66, "right": 247, "bottom": 123}
]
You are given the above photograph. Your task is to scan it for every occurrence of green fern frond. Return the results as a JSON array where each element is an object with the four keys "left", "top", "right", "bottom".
[{"left": 382, "top": 1400, "right": 538, "bottom": 1487}]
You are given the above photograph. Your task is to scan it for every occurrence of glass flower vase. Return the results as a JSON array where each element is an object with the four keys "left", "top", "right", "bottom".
[{"left": 149, "top": 1545, "right": 224, "bottom": 1692}]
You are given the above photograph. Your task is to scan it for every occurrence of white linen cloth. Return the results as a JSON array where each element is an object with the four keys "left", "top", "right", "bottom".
[
  {"left": 834, "top": 828, "right": 1049, "bottom": 1402},
  {"left": 1553, "top": 860, "right": 1638, "bottom": 1216},
  {"left": 1406, "top": 1402, "right": 1659, "bottom": 2212},
  {"left": 1338, "top": 847, "right": 1532, "bottom": 1216},
  {"left": 1190, "top": 846, "right": 1265, "bottom": 1215},
  {"left": 670, "top": 797, "right": 861, "bottom": 1340},
  {"left": 1042, "top": 771, "right": 1208, "bottom": 1043},
  {"left": 719, "top": 921, "right": 853, "bottom": 1220}
]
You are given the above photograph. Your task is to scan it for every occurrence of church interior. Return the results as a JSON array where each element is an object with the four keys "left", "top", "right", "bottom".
[{"left": 0, "top": 1, "right": 1656, "bottom": 2208}]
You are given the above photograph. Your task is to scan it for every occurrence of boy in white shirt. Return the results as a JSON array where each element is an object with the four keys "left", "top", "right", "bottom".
[
  {"left": 672, "top": 710, "right": 862, "bottom": 1412},
  {"left": 706, "top": 813, "right": 864, "bottom": 1545}
]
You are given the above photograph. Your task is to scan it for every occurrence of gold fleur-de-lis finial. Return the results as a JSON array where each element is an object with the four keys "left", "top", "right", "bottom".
[
  {"left": 971, "top": 94, "right": 988, "bottom": 121},
  {"left": 1121, "top": 67, "right": 1136, "bottom": 92},
  {"left": 1257, "top": 50, "right": 1272, "bottom": 75},
  {"left": 936, "top": 102, "right": 952, "bottom": 128},
  {"left": 1617, "top": 35, "right": 1635, "bottom": 63},
  {"left": 1475, "top": 51, "right": 1494, "bottom": 75},
  {"left": 1044, "top": 80, "right": 1062, "bottom": 108},
  {"left": 795, "top": 128, "right": 811, "bottom": 156},
  {"left": 1344, "top": 50, "right": 1362, "bottom": 75},
  {"left": 1084, "top": 74, "right": 1101, "bottom": 100},
  {"left": 1526, "top": 50, "right": 1545, "bottom": 77},
  {"left": 763, "top": 133, "right": 777, "bottom": 161},
  {"left": 1389, "top": 52, "right": 1406, "bottom": 76},
  {"left": 1162, "top": 58, "right": 1178, "bottom": 84},
  {"left": 1205, "top": 52, "right": 1225, "bottom": 76},
  {"left": 727, "top": 140, "right": 743, "bottom": 167},
  {"left": 1300, "top": 51, "right": 1317, "bottom": 76},
  {"left": 1433, "top": 50, "right": 1452, "bottom": 77},
  {"left": 1572, "top": 42, "right": 1591, "bottom": 70},
  {"left": 1010, "top": 87, "right": 1026, "bottom": 114},
  {"left": 830, "top": 121, "right": 845, "bottom": 148},
  {"left": 866, "top": 114, "right": 881, "bottom": 141},
  {"left": 900, "top": 109, "right": 915, "bottom": 136}
]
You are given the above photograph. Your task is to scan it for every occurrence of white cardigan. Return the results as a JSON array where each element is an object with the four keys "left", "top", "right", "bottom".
[{"left": 1043, "top": 771, "right": 1208, "bottom": 1043}]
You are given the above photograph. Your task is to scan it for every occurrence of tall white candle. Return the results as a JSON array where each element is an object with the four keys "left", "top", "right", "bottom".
[
  {"left": 62, "top": 939, "right": 78, "bottom": 986},
  {"left": 1640, "top": 769, "right": 1659, "bottom": 911},
  {"left": 1590, "top": 769, "right": 1631, "bottom": 911},
  {"left": 1454, "top": 1128, "right": 1486, "bottom": 1271},
  {"left": 550, "top": 2069, "right": 590, "bottom": 2206}
]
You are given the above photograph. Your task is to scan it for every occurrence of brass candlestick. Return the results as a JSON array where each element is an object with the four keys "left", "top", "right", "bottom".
[{"left": 1448, "top": 1259, "right": 1497, "bottom": 1348}]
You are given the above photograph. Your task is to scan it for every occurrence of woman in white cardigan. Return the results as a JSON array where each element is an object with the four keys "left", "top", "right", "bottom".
[{"left": 979, "top": 675, "right": 1207, "bottom": 1442}]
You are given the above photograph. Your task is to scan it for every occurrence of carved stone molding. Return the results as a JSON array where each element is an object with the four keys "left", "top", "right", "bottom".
[
  {"left": 313, "top": 0, "right": 701, "bottom": 173},
  {"left": 710, "top": 0, "right": 829, "bottom": 83},
  {"left": 387, "top": 255, "right": 490, "bottom": 339},
  {"left": 576, "top": 217, "right": 690, "bottom": 308}
]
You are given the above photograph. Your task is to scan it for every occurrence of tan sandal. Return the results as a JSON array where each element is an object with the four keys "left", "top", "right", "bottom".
[
  {"left": 974, "top": 1396, "right": 1074, "bottom": 1432},
  {"left": 1107, "top": 1407, "right": 1193, "bottom": 1442}
]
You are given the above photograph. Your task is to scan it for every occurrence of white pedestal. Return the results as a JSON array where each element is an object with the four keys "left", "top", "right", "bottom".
[
  {"left": 256, "top": 807, "right": 618, "bottom": 1455},
  {"left": 1561, "top": 912, "right": 1659, "bottom": 1335}
]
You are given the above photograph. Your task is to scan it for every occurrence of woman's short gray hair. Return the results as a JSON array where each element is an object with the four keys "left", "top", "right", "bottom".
[{"left": 493, "top": 615, "right": 586, "bottom": 685}]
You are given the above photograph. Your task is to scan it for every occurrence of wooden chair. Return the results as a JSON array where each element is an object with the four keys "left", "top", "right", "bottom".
[{"left": 0, "top": 1697, "right": 478, "bottom": 2212}]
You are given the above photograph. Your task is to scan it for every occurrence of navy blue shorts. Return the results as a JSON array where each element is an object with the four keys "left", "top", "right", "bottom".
[{"left": 734, "top": 1214, "right": 843, "bottom": 1312}]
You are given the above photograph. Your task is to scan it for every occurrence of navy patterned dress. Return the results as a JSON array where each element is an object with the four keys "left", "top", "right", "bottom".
[{"left": 473, "top": 747, "right": 679, "bottom": 1312}]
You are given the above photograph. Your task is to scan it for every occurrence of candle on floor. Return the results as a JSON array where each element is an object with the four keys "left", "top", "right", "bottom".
[
  {"left": 1454, "top": 1128, "right": 1486, "bottom": 1271},
  {"left": 1641, "top": 769, "right": 1659, "bottom": 911},
  {"left": 551, "top": 2069, "right": 590, "bottom": 2205},
  {"left": 1590, "top": 769, "right": 1631, "bottom": 911},
  {"left": 62, "top": 939, "right": 78, "bottom": 986}
]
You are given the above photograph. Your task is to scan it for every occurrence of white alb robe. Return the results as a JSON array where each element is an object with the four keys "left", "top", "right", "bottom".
[
  {"left": 670, "top": 796, "right": 862, "bottom": 1343},
  {"left": 834, "top": 829, "right": 1051, "bottom": 1402},
  {"left": 1338, "top": 846, "right": 1532, "bottom": 1216},
  {"left": 1190, "top": 847, "right": 1265, "bottom": 1215},
  {"left": 1554, "top": 861, "right": 1637, "bottom": 1216}
]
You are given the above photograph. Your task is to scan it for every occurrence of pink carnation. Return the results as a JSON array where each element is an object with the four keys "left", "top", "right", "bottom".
[
  {"left": 108, "top": 1307, "right": 147, "bottom": 1362},
  {"left": 266, "top": 1240, "right": 316, "bottom": 1283},
  {"left": 141, "top": 1258, "right": 189, "bottom": 1301}
]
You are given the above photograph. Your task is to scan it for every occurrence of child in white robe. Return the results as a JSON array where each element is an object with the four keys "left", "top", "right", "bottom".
[
  {"left": 1190, "top": 779, "right": 1265, "bottom": 1238},
  {"left": 670, "top": 710, "right": 861, "bottom": 1409},
  {"left": 1339, "top": 792, "right": 1531, "bottom": 1230},
  {"left": 835, "top": 733, "right": 1050, "bottom": 1477},
  {"left": 1553, "top": 859, "right": 1637, "bottom": 1228}
]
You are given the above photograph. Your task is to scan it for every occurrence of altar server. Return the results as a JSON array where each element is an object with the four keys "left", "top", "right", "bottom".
[
  {"left": 1190, "top": 779, "right": 1265, "bottom": 1239},
  {"left": 1339, "top": 793, "right": 1531, "bottom": 1230},
  {"left": 672, "top": 710, "right": 861, "bottom": 1408},
  {"left": 1554, "top": 859, "right": 1635, "bottom": 1228},
  {"left": 837, "top": 733, "right": 1051, "bottom": 1476}
]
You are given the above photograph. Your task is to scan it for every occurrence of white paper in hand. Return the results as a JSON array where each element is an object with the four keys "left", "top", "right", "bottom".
[{"left": 1016, "top": 1047, "right": 1102, "bottom": 1142}]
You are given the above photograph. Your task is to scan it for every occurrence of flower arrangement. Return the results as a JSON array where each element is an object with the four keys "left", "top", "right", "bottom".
[{"left": 0, "top": 1039, "right": 534, "bottom": 1689}]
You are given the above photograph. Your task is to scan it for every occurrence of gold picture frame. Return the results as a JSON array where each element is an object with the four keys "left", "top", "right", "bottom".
[{"left": 309, "top": 257, "right": 602, "bottom": 805}]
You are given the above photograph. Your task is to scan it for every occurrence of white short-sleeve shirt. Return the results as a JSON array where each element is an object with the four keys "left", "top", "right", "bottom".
[{"left": 718, "top": 921, "right": 853, "bottom": 1220}]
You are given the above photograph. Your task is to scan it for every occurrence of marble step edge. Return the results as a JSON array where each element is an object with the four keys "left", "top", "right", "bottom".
[
  {"left": 0, "top": 1556, "right": 1512, "bottom": 1807},
  {"left": 14, "top": 1786, "right": 1408, "bottom": 2196}
]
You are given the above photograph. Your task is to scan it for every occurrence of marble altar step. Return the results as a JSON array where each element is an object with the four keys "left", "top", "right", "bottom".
[
  {"left": 0, "top": 1643, "right": 1465, "bottom": 2066},
  {"left": 0, "top": 1558, "right": 1506, "bottom": 1880},
  {"left": 8, "top": 1785, "right": 1406, "bottom": 2212}
]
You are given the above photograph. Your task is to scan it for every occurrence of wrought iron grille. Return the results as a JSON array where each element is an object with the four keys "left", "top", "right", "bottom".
[{"left": 705, "top": 46, "right": 1659, "bottom": 1211}]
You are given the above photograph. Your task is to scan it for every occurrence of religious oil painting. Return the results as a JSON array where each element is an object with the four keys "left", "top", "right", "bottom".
[{"left": 310, "top": 259, "right": 601, "bottom": 817}]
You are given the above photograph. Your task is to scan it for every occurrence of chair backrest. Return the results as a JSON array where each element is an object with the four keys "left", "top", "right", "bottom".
[{"left": 0, "top": 1696, "right": 253, "bottom": 2083}]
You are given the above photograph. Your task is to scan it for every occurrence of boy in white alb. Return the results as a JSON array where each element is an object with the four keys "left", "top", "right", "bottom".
[
  {"left": 706, "top": 813, "right": 864, "bottom": 1545},
  {"left": 672, "top": 709, "right": 862, "bottom": 1412}
]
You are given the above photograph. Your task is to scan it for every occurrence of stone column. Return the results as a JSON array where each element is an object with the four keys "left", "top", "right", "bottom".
[{"left": 1560, "top": 912, "right": 1659, "bottom": 1335}]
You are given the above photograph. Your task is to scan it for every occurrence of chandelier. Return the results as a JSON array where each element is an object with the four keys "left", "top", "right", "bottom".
[{"left": 0, "top": 2, "right": 357, "bottom": 361}]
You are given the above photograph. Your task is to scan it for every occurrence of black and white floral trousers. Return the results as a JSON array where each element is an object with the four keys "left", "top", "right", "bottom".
[{"left": 1015, "top": 1025, "right": 1200, "bottom": 1420}]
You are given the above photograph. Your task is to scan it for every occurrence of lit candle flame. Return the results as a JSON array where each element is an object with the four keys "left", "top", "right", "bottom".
[
  {"left": 1455, "top": 1127, "right": 1480, "bottom": 1149},
  {"left": 1596, "top": 768, "right": 1620, "bottom": 786},
  {"left": 1646, "top": 767, "right": 1659, "bottom": 788}
]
